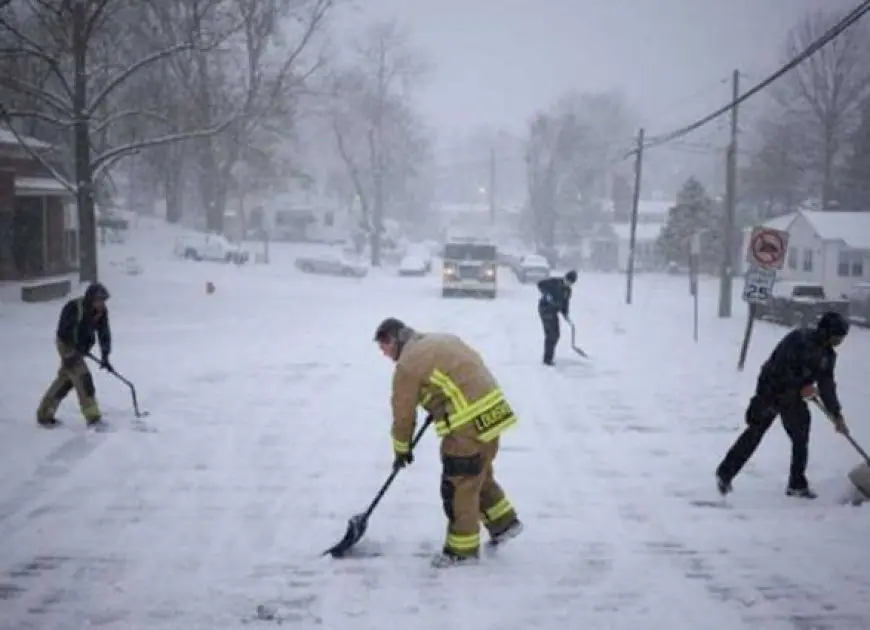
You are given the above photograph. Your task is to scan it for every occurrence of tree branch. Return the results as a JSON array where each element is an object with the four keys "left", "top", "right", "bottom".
[
  {"left": 0, "top": 14, "right": 74, "bottom": 99},
  {"left": 0, "top": 74, "right": 72, "bottom": 115},
  {"left": 91, "top": 116, "right": 236, "bottom": 177},
  {"left": 2, "top": 108, "right": 73, "bottom": 126},
  {"left": 87, "top": 43, "right": 195, "bottom": 116},
  {"left": 84, "top": 0, "right": 114, "bottom": 40},
  {"left": 91, "top": 108, "right": 174, "bottom": 135},
  {"left": 0, "top": 105, "right": 76, "bottom": 193}
]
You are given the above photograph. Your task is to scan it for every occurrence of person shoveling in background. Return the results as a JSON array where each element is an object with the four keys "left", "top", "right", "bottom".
[
  {"left": 36, "top": 282, "right": 113, "bottom": 430},
  {"left": 715, "top": 311, "right": 851, "bottom": 499},
  {"left": 537, "top": 270, "right": 577, "bottom": 366}
]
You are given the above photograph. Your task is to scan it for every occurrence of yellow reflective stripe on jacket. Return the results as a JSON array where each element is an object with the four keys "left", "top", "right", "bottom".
[
  {"left": 420, "top": 390, "right": 433, "bottom": 408},
  {"left": 478, "top": 414, "right": 517, "bottom": 442},
  {"left": 428, "top": 369, "right": 511, "bottom": 438},
  {"left": 393, "top": 438, "right": 410, "bottom": 454}
]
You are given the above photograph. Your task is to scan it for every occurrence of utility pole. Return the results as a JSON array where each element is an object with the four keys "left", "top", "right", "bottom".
[
  {"left": 488, "top": 147, "right": 496, "bottom": 225},
  {"left": 625, "top": 127, "right": 645, "bottom": 305},
  {"left": 718, "top": 69, "right": 740, "bottom": 318}
]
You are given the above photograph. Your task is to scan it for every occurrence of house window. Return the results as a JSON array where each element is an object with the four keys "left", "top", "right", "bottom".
[
  {"left": 838, "top": 250, "right": 865, "bottom": 277},
  {"left": 802, "top": 248, "right": 813, "bottom": 272},
  {"left": 323, "top": 212, "right": 334, "bottom": 227},
  {"left": 787, "top": 247, "right": 797, "bottom": 270}
]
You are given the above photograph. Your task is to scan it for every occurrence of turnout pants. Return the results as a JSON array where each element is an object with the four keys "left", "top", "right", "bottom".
[
  {"left": 539, "top": 304, "right": 560, "bottom": 363},
  {"left": 439, "top": 434, "right": 519, "bottom": 558},
  {"left": 36, "top": 341, "right": 102, "bottom": 423},
  {"left": 716, "top": 394, "right": 811, "bottom": 490}
]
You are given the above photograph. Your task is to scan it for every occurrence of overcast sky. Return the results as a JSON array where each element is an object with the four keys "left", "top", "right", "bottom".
[{"left": 335, "top": 0, "right": 859, "bottom": 138}]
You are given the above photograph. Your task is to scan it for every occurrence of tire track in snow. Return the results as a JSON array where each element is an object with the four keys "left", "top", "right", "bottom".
[{"left": 494, "top": 308, "right": 769, "bottom": 629}]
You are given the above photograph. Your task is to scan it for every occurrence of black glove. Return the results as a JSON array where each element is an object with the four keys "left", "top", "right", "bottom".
[
  {"left": 99, "top": 355, "right": 113, "bottom": 372},
  {"left": 393, "top": 451, "right": 413, "bottom": 471}
]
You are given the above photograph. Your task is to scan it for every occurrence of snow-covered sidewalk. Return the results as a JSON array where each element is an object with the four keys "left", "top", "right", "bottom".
[{"left": 0, "top": 232, "right": 867, "bottom": 629}]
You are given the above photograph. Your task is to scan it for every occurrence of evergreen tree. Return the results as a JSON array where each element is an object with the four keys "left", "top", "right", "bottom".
[
  {"left": 841, "top": 100, "right": 870, "bottom": 211},
  {"left": 657, "top": 177, "right": 721, "bottom": 272}
]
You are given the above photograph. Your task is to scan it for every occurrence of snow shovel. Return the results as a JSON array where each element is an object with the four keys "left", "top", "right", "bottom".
[
  {"left": 86, "top": 354, "right": 153, "bottom": 431},
  {"left": 810, "top": 396, "right": 870, "bottom": 500},
  {"left": 566, "top": 318, "right": 589, "bottom": 358},
  {"left": 323, "top": 415, "right": 433, "bottom": 558}
]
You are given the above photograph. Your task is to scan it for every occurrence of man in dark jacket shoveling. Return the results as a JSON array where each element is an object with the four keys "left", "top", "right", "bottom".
[
  {"left": 537, "top": 270, "right": 577, "bottom": 365},
  {"left": 36, "top": 282, "right": 113, "bottom": 429},
  {"left": 715, "top": 311, "right": 851, "bottom": 499}
]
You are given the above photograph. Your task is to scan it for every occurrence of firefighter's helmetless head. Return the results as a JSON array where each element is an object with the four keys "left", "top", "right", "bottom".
[{"left": 374, "top": 317, "right": 409, "bottom": 362}]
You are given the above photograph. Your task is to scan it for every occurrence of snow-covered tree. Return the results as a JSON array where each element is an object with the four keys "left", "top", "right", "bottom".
[{"left": 658, "top": 177, "right": 723, "bottom": 273}]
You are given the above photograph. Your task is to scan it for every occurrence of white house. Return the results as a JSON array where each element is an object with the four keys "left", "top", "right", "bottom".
[
  {"left": 741, "top": 210, "right": 870, "bottom": 298},
  {"left": 589, "top": 221, "right": 664, "bottom": 271},
  {"left": 266, "top": 191, "right": 350, "bottom": 243}
]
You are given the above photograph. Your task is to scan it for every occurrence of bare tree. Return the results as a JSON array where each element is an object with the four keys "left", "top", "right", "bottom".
[
  {"left": 144, "top": 0, "right": 333, "bottom": 233},
  {"left": 523, "top": 90, "right": 636, "bottom": 249},
  {"left": 0, "top": 0, "right": 235, "bottom": 281},
  {"left": 740, "top": 112, "right": 809, "bottom": 219},
  {"left": 776, "top": 10, "right": 870, "bottom": 209},
  {"left": 327, "top": 19, "right": 431, "bottom": 265}
]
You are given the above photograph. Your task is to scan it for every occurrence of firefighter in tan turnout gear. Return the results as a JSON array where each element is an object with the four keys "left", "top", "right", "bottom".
[{"left": 374, "top": 317, "right": 523, "bottom": 567}]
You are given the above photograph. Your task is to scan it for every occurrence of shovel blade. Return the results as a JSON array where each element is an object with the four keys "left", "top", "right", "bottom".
[
  {"left": 323, "top": 513, "right": 368, "bottom": 558},
  {"left": 848, "top": 462, "right": 870, "bottom": 499}
]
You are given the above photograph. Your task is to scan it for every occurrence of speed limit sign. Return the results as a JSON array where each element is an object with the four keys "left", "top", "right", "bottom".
[{"left": 743, "top": 265, "right": 777, "bottom": 303}]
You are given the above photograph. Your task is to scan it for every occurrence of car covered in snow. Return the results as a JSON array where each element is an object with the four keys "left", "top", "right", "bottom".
[
  {"left": 294, "top": 252, "right": 368, "bottom": 278},
  {"left": 515, "top": 254, "right": 551, "bottom": 283},
  {"left": 398, "top": 253, "right": 431, "bottom": 276},
  {"left": 173, "top": 233, "right": 249, "bottom": 264}
]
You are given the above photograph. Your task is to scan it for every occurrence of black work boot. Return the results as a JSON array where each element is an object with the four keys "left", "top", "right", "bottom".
[{"left": 786, "top": 486, "right": 817, "bottom": 499}]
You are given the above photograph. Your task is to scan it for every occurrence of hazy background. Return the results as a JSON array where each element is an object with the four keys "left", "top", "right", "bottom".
[{"left": 338, "top": 0, "right": 856, "bottom": 135}]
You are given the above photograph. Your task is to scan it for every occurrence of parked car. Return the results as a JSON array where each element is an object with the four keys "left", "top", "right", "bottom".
[
  {"left": 847, "top": 282, "right": 870, "bottom": 327},
  {"left": 755, "top": 281, "right": 850, "bottom": 327},
  {"left": 398, "top": 253, "right": 430, "bottom": 276},
  {"left": 294, "top": 252, "right": 368, "bottom": 277},
  {"left": 515, "top": 254, "right": 551, "bottom": 283},
  {"left": 174, "top": 233, "right": 249, "bottom": 264}
]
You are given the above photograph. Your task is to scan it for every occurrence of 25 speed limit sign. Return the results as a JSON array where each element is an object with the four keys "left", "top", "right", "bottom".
[{"left": 743, "top": 266, "right": 777, "bottom": 303}]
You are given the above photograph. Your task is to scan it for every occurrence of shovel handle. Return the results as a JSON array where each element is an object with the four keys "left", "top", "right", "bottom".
[
  {"left": 810, "top": 396, "right": 870, "bottom": 465},
  {"left": 362, "top": 414, "right": 433, "bottom": 520}
]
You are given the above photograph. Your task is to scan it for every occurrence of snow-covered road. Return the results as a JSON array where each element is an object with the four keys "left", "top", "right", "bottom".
[{"left": 1, "top": 231, "right": 868, "bottom": 629}]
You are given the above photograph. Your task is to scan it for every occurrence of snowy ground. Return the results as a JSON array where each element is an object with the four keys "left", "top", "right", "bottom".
[{"left": 1, "top": 225, "right": 869, "bottom": 630}]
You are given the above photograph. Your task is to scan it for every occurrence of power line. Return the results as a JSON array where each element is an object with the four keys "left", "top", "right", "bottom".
[{"left": 636, "top": 0, "right": 870, "bottom": 154}]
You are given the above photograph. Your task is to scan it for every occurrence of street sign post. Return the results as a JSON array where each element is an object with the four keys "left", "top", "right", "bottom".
[{"left": 738, "top": 226, "right": 790, "bottom": 371}]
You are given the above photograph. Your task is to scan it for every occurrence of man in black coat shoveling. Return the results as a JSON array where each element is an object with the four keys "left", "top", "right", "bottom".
[
  {"left": 36, "top": 282, "right": 113, "bottom": 429},
  {"left": 537, "top": 270, "right": 577, "bottom": 365},
  {"left": 715, "top": 311, "right": 851, "bottom": 499}
]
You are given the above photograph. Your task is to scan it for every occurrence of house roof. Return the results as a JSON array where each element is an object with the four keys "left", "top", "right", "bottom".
[
  {"left": 611, "top": 222, "right": 664, "bottom": 241},
  {"left": 15, "top": 175, "right": 72, "bottom": 196},
  {"left": 763, "top": 210, "right": 870, "bottom": 250},
  {"left": 637, "top": 200, "right": 674, "bottom": 216},
  {"left": 0, "top": 127, "right": 52, "bottom": 149}
]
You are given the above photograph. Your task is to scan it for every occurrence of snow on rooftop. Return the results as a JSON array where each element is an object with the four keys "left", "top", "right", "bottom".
[
  {"left": 764, "top": 210, "right": 870, "bottom": 250},
  {"left": 611, "top": 222, "right": 664, "bottom": 241},
  {"left": 0, "top": 127, "right": 52, "bottom": 149}
]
